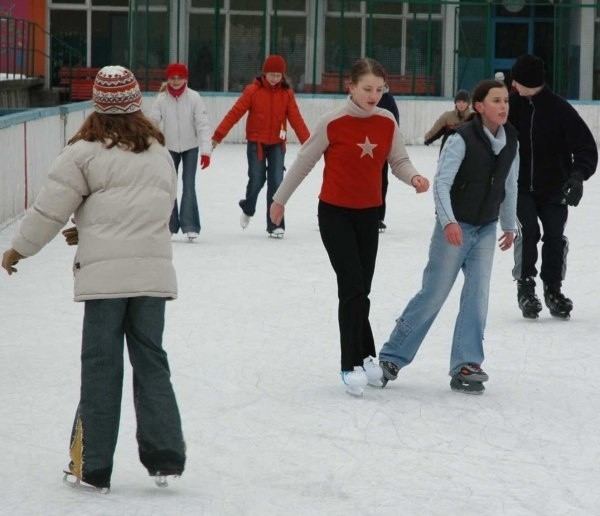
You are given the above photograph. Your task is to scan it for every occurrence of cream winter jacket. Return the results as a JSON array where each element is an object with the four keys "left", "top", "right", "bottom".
[
  {"left": 11, "top": 139, "right": 178, "bottom": 301},
  {"left": 149, "top": 87, "right": 212, "bottom": 156}
]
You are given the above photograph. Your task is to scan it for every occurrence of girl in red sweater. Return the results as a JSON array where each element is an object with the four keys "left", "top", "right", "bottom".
[
  {"left": 212, "top": 55, "right": 310, "bottom": 237},
  {"left": 270, "top": 58, "right": 429, "bottom": 397}
]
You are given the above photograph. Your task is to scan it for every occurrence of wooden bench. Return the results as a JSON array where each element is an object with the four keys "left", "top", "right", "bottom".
[
  {"left": 59, "top": 67, "right": 165, "bottom": 101},
  {"left": 319, "top": 72, "right": 436, "bottom": 95}
]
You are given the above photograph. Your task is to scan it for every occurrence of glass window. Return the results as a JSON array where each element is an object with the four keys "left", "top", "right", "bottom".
[
  {"left": 230, "top": 0, "right": 263, "bottom": 10},
  {"left": 371, "top": 19, "right": 403, "bottom": 75},
  {"left": 323, "top": 16, "right": 361, "bottom": 92},
  {"left": 370, "top": 2, "right": 404, "bottom": 15},
  {"left": 49, "top": 0, "right": 85, "bottom": 4},
  {"left": 188, "top": 12, "right": 225, "bottom": 91},
  {"left": 92, "top": 0, "right": 129, "bottom": 6},
  {"left": 49, "top": 10, "right": 86, "bottom": 86},
  {"left": 128, "top": 11, "right": 169, "bottom": 73},
  {"left": 229, "top": 15, "right": 263, "bottom": 91},
  {"left": 91, "top": 12, "right": 129, "bottom": 68},
  {"left": 191, "top": 0, "right": 224, "bottom": 7},
  {"left": 409, "top": 2, "right": 441, "bottom": 15},
  {"left": 327, "top": 1, "right": 362, "bottom": 13},
  {"left": 274, "top": 0, "right": 306, "bottom": 11},
  {"left": 271, "top": 16, "right": 307, "bottom": 92}
]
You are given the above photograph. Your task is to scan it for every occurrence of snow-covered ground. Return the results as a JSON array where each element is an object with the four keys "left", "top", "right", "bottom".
[{"left": 1, "top": 143, "right": 599, "bottom": 516}]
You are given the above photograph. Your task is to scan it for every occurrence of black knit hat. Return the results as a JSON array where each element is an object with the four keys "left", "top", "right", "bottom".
[
  {"left": 454, "top": 89, "right": 470, "bottom": 103},
  {"left": 511, "top": 54, "right": 545, "bottom": 88}
]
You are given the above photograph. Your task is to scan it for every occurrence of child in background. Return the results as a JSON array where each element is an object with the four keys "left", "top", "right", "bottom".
[
  {"left": 150, "top": 63, "right": 212, "bottom": 241},
  {"left": 2, "top": 66, "right": 186, "bottom": 491},
  {"left": 212, "top": 55, "right": 310, "bottom": 238},
  {"left": 376, "top": 86, "right": 400, "bottom": 232},
  {"left": 378, "top": 79, "right": 519, "bottom": 394},
  {"left": 424, "top": 89, "right": 472, "bottom": 147},
  {"left": 270, "top": 58, "right": 429, "bottom": 397}
]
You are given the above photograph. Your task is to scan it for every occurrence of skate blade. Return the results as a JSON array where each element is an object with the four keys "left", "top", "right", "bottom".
[
  {"left": 153, "top": 473, "right": 180, "bottom": 488},
  {"left": 268, "top": 234, "right": 284, "bottom": 239},
  {"left": 367, "top": 379, "right": 384, "bottom": 388},
  {"left": 63, "top": 472, "right": 109, "bottom": 494},
  {"left": 344, "top": 386, "right": 365, "bottom": 397},
  {"left": 521, "top": 312, "right": 540, "bottom": 319},
  {"left": 549, "top": 310, "right": 571, "bottom": 320}
]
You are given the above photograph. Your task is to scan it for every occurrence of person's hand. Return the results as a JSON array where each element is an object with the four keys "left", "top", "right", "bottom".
[
  {"left": 270, "top": 201, "right": 285, "bottom": 226},
  {"left": 498, "top": 231, "right": 514, "bottom": 251},
  {"left": 62, "top": 226, "right": 79, "bottom": 246},
  {"left": 211, "top": 139, "right": 219, "bottom": 150},
  {"left": 411, "top": 175, "right": 430, "bottom": 193},
  {"left": 200, "top": 155, "right": 211, "bottom": 169},
  {"left": 563, "top": 172, "right": 584, "bottom": 206},
  {"left": 2, "top": 248, "right": 25, "bottom": 275},
  {"left": 444, "top": 222, "right": 463, "bottom": 246}
]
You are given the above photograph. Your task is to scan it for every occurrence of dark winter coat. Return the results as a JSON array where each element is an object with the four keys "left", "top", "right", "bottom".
[
  {"left": 450, "top": 116, "right": 519, "bottom": 226},
  {"left": 508, "top": 86, "right": 597, "bottom": 194}
]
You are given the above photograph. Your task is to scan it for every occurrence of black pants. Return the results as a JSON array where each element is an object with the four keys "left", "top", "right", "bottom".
[
  {"left": 512, "top": 191, "right": 569, "bottom": 287},
  {"left": 318, "top": 201, "right": 379, "bottom": 371},
  {"left": 379, "top": 162, "right": 389, "bottom": 222}
]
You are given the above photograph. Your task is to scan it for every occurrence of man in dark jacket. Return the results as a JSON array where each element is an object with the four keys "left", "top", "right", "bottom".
[{"left": 509, "top": 54, "right": 598, "bottom": 319}]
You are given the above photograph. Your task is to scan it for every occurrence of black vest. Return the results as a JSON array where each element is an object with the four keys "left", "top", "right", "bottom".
[{"left": 449, "top": 117, "right": 518, "bottom": 226}]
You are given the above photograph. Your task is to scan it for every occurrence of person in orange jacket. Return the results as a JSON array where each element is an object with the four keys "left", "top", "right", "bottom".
[{"left": 212, "top": 55, "right": 310, "bottom": 237}]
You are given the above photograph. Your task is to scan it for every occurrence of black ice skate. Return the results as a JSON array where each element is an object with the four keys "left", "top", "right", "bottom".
[
  {"left": 517, "top": 277, "right": 542, "bottom": 319},
  {"left": 450, "top": 363, "right": 488, "bottom": 395},
  {"left": 544, "top": 283, "right": 573, "bottom": 319},
  {"left": 450, "top": 377, "right": 485, "bottom": 394},
  {"left": 378, "top": 220, "right": 387, "bottom": 233},
  {"left": 379, "top": 360, "right": 399, "bottom": 388}
]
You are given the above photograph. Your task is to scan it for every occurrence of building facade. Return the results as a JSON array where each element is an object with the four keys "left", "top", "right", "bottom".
[{"left": 16, "top": 1, "right": 600, "bottom": 99}]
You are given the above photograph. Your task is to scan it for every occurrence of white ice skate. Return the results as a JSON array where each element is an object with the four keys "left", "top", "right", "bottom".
[
  {"left": 341, "top": 366, "right": 368, "bottom": 397},
  {"left": 363, "top": 356, "right": 384, "bottom": 387},
  {"left": 186, "top": 231, "right": 199, "bottom": 241},
  {"left": 153, "top": 472, "right": 180, "bottom": 488},
  {"left": 268, "top": 228, "right": 284, "bottom": 239},
  {"left": 240, "top": 213, "right": 251, "bottom": 229}
]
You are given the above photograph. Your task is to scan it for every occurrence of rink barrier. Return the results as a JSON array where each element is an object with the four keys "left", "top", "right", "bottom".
[{"left": 1, "top": 92, "right": 600, "bottom": 227}]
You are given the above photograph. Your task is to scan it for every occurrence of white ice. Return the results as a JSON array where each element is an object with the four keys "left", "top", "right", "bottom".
[{"left": 1, "top": 144, "right": 599, "bottom": 515}]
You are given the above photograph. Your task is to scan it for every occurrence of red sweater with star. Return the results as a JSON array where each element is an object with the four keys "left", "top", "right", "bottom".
[{"left": 273, "top": 97, "right": 420, "bottom": 209}]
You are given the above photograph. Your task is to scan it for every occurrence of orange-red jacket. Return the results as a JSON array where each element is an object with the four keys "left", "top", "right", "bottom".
[{"left": 212, "top": 76, "right": 310, "bottom": 149}]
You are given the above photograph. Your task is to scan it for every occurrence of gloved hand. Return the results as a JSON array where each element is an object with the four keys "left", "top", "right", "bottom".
[
  {"left": 200, "top": 155, "right": 211, "bottom": 169},
  {"left": 2, "top": 248, "right": 25, "bottom": 275},
  {"left": 563, "top": 171, "right": 584, "bottom": 206},
  {"left": 62, "top": 226, "right": 79, "bottom": 246}
]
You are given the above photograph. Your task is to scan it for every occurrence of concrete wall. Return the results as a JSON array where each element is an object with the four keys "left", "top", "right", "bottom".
[{"left": 2, "top": 92, "right": 599, "bottom": 228}]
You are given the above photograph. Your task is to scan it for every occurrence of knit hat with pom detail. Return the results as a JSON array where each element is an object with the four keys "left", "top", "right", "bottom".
[
  {"left": 262, "top": 55, "right": 286, "bottom": 74},
  {"left": 511, "top": 54, "right": 545, "bottom": 88},
  {"left": 92, "top": 65, "right": 142, "bottom": 115}
]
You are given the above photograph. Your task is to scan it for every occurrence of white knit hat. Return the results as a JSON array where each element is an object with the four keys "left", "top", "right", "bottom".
[{"left": 92, "top": 65, "right": 142, "bottom": 114}]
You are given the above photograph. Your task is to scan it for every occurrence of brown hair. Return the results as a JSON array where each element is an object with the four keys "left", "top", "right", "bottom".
[
  {"left": 68, "top": 111, "right": 165, "bottom": 152},
  {"left": 349, "top": 57, "right": 387, "bottom": 85},
  {"left": 463, "top": 79, "right": 507, "bottom": 121}
]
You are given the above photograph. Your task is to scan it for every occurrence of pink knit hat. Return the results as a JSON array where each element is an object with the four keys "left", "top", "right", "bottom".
[{"left": 92, "top": 65, "right": 142, "bottom": 115}]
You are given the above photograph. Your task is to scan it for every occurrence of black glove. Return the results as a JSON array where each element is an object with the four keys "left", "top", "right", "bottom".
[
  {"left": 563, "top": 172, "right": 584, "bottom": 207},
  {"left": 424, "top": 139, "right": 432, "bottom": 146}
]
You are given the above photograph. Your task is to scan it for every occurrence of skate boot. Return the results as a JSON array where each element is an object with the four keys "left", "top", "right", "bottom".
[
  {"left": 379, "top": 360, "right": 400, "bottom": 388},
  {"left": 517, "top": 277, "right": 542, "bottom": 319},
  {"left": 63, "top": 463, "right": 110, "bottom": 494},
  {"left": 268, "top": 227, "right": 285, "bottom": 238},
  {"left": 240, "top": 212, "right": 251, "bottom": 229},
  {"left": 362, "top": 356, "right": 384, "bottom": 387},
  {"left": 378, "top": 220, "right": 387, "bottom": 233},
  {"left": 186, "top": 231, "right": 199, "bottom": 241},
  {"left": 341, "top": 366, "right": 368, "bottom": 397},
  {"left": 450, "top": 363, "right": 488, "bottom": 395},
  {"left": 544, "top": 283, "right": 573, "bottom": 319}
]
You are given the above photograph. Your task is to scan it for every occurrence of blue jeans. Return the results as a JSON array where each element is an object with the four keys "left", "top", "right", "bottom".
[
  {"left": 68, "top": 297, "right": 185, "bottom": 488},
  {"left": 169, "top": 147, "right": 200, "bottom": 234},
  {"left": 379, "top": 219, "right": 497, "bottom": 375},
  {"left": 239, "top": 142, "right": 285, "bottom": 232}
]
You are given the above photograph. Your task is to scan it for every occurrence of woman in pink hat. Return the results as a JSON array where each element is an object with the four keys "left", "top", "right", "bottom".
[{"left": 212, "top": 55, "right": 310, "bottom": 238}]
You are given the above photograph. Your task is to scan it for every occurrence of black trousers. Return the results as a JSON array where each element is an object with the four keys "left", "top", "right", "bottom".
[
  {"left": 318, "top": 201, "right": 380, "bottom": 371},
  {"left": 512, "top": 191, "right": 569, "bottom": 287}
]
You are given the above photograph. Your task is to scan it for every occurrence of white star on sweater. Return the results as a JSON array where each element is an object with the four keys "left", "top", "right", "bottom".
[{"left": 357, "top": 136, "right": 378, "bottom": 158}]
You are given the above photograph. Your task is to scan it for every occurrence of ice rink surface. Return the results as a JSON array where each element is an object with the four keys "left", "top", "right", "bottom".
[{"left": 1, "top": 143, "right": 599, "bottom": 515}]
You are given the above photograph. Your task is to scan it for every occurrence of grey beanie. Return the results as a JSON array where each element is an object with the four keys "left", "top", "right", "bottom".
[{"left": 454, "top": 89, "right": 470, "bottom": 103}]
